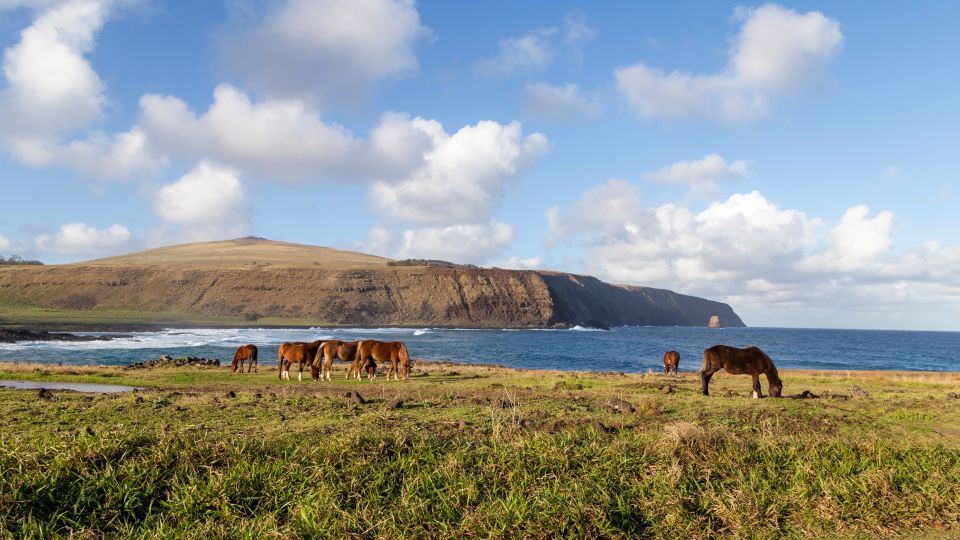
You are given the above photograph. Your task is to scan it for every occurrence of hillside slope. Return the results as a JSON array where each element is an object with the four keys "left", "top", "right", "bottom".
[{"left": 0, "top": 239, "right": 744, "bottom": 328}]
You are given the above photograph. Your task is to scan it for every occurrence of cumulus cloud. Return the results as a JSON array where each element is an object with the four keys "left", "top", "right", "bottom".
[
  {"left": 220, "top": 0, "right": 431, "bottom": 103},
  {"left": 139, "top": 85, "right": 361, "bottom": 181},
  {"left": 0, "top": 0, "right": 161, "bottom": 179},
  {"left": 359, "top": 119, "right": 546, "bottom": 263},
  {"left": 361, "top": 222, "right": 514, "bottom": 263},
  {"left": 525, "top": 82, "right": 601, "bottom": 120},
  {"left": 150, "top": 161, "right": 251, "bottom": 242},
  {"left": 369, "top": 119, "right": 548, "bottom": 225},
  {"left": 801, "top": 205, "right": 894, "bottom": 272},
  {"left": 644, "top": 154, "right": 749, "bottom": 197},
  {"left": 0, "top": 234, "right": 10, "bottom": 252},
  {"left": 548, "top": 182, "right": 960, "bottom": 326},
  {"left": 615, "top": 4, "right": 842, "bottom": 123},
  {"left": 35, "top": 222, "right": 132, "bottom": 256}
]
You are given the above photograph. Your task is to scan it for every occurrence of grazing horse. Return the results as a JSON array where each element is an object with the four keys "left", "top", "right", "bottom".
[
  {"left": 663, "top": 350, "right": 680, "bottom": 374},
  {"left": 277, "top": 340, "right": 325, "bottom": 381},
  {"left": 313, "top": 340, "right": 360, "bottom": 381},
  {"left": 700, "top": 345, "right": 782, "bottom": 398},
  {"left": 231, "top": 344, "right": 259, "bottom": 373},
  {"left": 351, "top": 340, "right": 411, "bottom": 381}
]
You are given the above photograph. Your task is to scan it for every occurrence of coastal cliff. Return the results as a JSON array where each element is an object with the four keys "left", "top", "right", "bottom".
[{"left": 0, "top": 239, "right": 744, "bottom": 328}]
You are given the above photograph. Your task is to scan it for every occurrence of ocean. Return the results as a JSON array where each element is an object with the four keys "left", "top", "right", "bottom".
[{"left": 1, "top": 326, "right": 959, "bottom": 372}]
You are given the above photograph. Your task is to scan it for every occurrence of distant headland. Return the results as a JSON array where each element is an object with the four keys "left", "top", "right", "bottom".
[{"left": 0, "top": 238, "right": 744, "bottom": 330}]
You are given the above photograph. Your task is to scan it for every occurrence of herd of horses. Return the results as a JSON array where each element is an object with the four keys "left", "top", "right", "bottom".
[
  {"left": 230, "top": 339, "right": 411, "bottom": 382},
  {"left": 231, "top": 340, "right": 782, "bottom": 397}
]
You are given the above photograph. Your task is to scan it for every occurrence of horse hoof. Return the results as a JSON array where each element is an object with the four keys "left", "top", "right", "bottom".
[{"left": 751, "top": 391, "right": 759, "bottom": 399}]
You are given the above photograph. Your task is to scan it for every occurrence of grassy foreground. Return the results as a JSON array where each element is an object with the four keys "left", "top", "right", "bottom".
[{"left": 1, "top": 362, "right": 958, "bottom": 539}]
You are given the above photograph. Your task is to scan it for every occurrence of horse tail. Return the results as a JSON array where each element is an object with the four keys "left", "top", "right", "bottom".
[
  {"left": 398, "top": 342, "right": 410, "bottom": 379},
  {"left": 701, "top": 348, "right": 712, "bottom": 373},
  {"left": 251, "top": 345, "right": 258, "bottom": 363},
  {"left": 312, "top": 342, "right": 325, "bottom": 369},
  {"left": 277, "top": 344, "right": 285, "bottom": 379}
]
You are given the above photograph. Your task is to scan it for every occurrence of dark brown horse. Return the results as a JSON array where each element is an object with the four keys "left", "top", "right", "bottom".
[
  {"left": 231, "top": 344, "right": 258, "bottom": 373},
  {"left": 351, "top": 340, "right": 411, "bottom": 381},
  {"left": 277, "top": 340, "right": 325, "bottom": 381},
  {"left": 313, "top": 340, "right": 360, "bottom": 381},
  {"left": 663, "top": 350, "right": 680, "bottom": 374},
  {"left": 700, "top": 345, "right": 782, "bottom": 398}
]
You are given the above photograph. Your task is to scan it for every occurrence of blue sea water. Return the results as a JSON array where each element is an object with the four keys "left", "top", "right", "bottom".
[{"left": 1, "top": 326, "right": 958, "bottom": 372}]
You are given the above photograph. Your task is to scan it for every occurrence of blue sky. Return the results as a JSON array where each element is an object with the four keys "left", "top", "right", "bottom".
[{"left": 1, "top": 0, "right": 959, "bottom": 330}]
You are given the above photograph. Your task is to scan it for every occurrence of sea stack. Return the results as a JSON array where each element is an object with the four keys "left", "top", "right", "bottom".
[{"left": 708, "top": 315, "right": 721, "bottom": 328}]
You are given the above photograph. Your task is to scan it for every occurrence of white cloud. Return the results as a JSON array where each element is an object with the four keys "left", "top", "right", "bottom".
[
  {"left": 801, "top": 205, "right": 894, "bottom": 272},
  {"left": 360, "top": 119, "right": 546, "bottom": 263},
  {"left": 525, "top": 82, "right": 601, "bottom": 120},
  {"left": 477, "top": 11, "right": 594, "bottom": 77},
  {"left": 562, "top": 10, "right": 595, "bottom": 46},
  {"left": 615, "top": 4, "right": 842, "bottom": 123},
  {"left": 35, "top": 222, "right": 132, "bottom": 256},
  {"left": 548, "top": 182, "right": 960, "bottom": 327},
  {"left": 0, "top": 234, "right": 10, "bottom": 252},
  {"left": 150, "top": 161, "right": 251, "bottom": 242},
  {"left": 0, "top": 0, "right": 109, "bottom": 135},
  {"left": 0, "top": 0, "right": 160, "bottom": 179},
  {"left": 361, "top": 222, "right": 514, "bottom": 264},
  {"left": 644, "top": 154, "right": 748, "bottom": 197},
  {"left": 492, "top": 256, "right": 543, "bottom": 270},
  {"left": 477, "top": 30, "right": 555, "bottom": 76},
  {"left": 220, "top": 0, "right": 431, "bottom": 103},
  {"left": 139, "top": 85, "right": 361, "bottom": 181},
  {"left": 369, "top": 119, "right": 548, "bottom": 225}
]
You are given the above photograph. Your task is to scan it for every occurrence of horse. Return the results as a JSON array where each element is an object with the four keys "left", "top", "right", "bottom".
[
  {"left": 700, "top": 345, "right": 782, "bottom": 398},
  {"left": 277, "top": 340, "right": 325, "bottom": 381},
  {"left": 663, "top": 350, "right": 680, "bottom": 374},
  {"left": 313, "top": 340, "right": 360, "bottom": 381},
  {"left": 351, "top": 340, "right": 411, "bottom": 381},
  {"left": 231, "top": 344, "right": 258, "bottom": 373}
]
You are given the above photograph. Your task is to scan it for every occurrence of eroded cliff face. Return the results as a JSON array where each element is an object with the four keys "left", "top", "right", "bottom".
[
  {"left": 0, "top": 264, "right": 744, "bottom": 328},
  {"left": 539, "top": 272, "right": 744, "bottom": 328}
]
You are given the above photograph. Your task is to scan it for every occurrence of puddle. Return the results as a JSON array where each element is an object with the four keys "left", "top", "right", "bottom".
[{"left": 0, "top": 379, "right": 141, "bottom": 393}]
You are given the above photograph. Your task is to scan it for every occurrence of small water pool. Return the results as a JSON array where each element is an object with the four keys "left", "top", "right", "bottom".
[{"left": 0, "top": 379, "right": 141, "bottom": 393}]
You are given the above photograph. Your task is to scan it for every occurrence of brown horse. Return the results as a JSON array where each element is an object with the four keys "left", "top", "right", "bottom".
[
  {"left": 277, "top": 340, "right": 325, "bottom": 381},
  {"left": 700, "top": 345, "right": 782, "bottom": 398},
  {"left": 351, "top": 340, "right": 411, "bottom": 381},
  {"left": 231, "top": 344, "right": 258, "bottom": 373},
  {"left": 663, "top": 350, "right": 680, "bottom": 374},
  {"left": 313, "top": 340, "right": 360, "bottom": 381}
]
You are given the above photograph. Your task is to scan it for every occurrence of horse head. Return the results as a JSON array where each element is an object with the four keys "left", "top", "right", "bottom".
[{"left": 768, "top": 369, "right": 783, "bottom": 397}]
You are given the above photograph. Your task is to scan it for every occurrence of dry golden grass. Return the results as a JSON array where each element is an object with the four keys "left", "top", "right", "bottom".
[{"left": 74, "top": 238, "right": 390, "bottom": 270}]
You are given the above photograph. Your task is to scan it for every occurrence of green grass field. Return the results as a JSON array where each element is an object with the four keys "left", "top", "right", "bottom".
[{"left": 1, "top": 362, "right": 958, "bottom": 538}]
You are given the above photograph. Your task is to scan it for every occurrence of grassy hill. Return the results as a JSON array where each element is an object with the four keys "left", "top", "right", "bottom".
[{"left": 80, "top": 238, "right": 390, "bottom": 270}]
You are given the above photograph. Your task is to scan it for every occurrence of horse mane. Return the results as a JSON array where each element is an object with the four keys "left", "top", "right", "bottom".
[{"left": 766, "top": 361, "right": 782, "bottom": 384}]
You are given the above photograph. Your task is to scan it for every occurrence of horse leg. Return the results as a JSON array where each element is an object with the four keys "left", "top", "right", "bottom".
[
  {"left": 751, "top": 374, "right": 762, "bottom": 399},
  {"left": 700, "top": 368, "right": 715, "bottom": 396}
]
